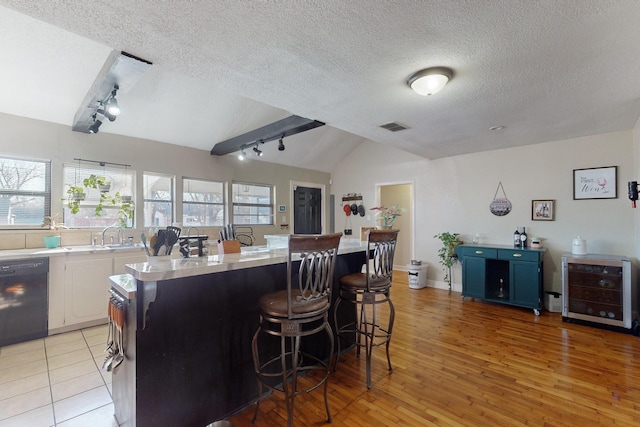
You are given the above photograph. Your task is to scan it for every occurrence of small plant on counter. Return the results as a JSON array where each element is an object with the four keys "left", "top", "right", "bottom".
[
  {"left": 434, "top": 232, "right": 462, "bottom": 286},
  {"left": 41, "top": 215, "right": 66, "bottom": 232}
]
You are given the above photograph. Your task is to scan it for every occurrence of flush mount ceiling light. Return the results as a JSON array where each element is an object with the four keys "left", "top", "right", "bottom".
[
  {"left": 278, "top": 137, "right": 285, "bottom": 151},
  {"left": 407, "top": 67, "right": 453, "bottom": 96}
]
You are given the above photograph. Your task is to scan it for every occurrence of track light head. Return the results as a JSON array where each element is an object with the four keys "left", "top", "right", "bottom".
[
  {"left": 88, "top": 115, "right": 102, "bottom": 134},
  {"left": 97, "top": 108, "right": 117, "bottom": 122},
  {"left": 106, "top": 85, "right": 120, "bottom": 116},
  {"left": 253, "top": 146, "right": 263, "bottom": 157},
  {"left": 278, "top": 137, "right": 285, "bottom": 151},
  {"left": 238, "top": 149, "right": 246, "bottom": 160}
]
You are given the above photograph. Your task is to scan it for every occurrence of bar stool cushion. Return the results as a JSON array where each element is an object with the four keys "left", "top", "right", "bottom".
[
  {"left": 339, "top": 272, "right": 390, "bottom": 291},
  {"left": 259, "top": 289, "right": 329, "bottom": 317}
]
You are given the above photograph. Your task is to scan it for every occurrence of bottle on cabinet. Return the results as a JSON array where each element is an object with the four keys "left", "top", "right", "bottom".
[
  {"left": 513, "top": 227, "right": 521, "bottom": 248},
  {"left": 520, "top": 227, "right": 528, "bottom": 248}
]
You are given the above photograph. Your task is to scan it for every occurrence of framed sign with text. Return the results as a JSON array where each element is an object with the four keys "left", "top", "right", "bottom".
[{"left": 573, "top": 166, "right": 617, "bottom": 200}]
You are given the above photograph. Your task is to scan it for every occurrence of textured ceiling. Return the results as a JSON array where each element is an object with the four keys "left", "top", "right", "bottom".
[{"left": 1, "top": 1, "right": 640, "bottom": 172}]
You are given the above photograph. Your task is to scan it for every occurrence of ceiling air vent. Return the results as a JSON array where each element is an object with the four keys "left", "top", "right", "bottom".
[{"left": 379, "top": 122, "right": 408, "bottom": 132}]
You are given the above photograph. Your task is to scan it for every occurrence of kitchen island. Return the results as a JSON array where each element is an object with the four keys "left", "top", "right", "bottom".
[{"left": 112, "top": 240, "right": 366, "bottom": 427}]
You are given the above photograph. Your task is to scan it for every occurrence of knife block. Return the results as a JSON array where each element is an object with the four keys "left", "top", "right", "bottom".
[{"left": 217, "top": 239, "right": 241, "bottom": 254}]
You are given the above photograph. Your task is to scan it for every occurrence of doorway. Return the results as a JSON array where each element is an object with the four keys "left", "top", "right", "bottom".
[
  {"left": 292, "top": 182, "right": 325, "bottom": 234},
  {"left": 377, "top": 183, "right": 413, "bottom": 268}
]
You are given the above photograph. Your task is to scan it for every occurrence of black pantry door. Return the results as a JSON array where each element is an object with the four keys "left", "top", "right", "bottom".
[{"left": 294, "top": 186, "right": 322, "bottom": 234}]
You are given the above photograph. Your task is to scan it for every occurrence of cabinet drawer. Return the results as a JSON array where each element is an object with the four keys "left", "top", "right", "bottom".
[
  {"left": 457, "top": 247, "right": 497, "bottom": 258},
  {"left": 498, "top": 249, "right": 540, "bottom": 262}
]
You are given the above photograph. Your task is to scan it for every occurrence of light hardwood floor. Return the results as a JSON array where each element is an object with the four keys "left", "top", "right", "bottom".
[
  {"left": 228, "top": 273, "right": 640, "bottom": 426},
  {"left": 2, "top": 273, "right": 639, "bottom": 426}
]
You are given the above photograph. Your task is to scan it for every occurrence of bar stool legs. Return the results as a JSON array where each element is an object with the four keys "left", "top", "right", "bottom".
[
  {"left": 334, "top": 288, "right": 394, "bottom": 389},
  {"left": 252, "top": 320, "right": 334, "bottom": 426}
]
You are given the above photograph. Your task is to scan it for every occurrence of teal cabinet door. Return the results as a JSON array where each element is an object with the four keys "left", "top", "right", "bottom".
[
  {"left": 462, "top": 256, "right": 485, "bottom": 299},
  {"left": 510, "top": 260, "right": 541, "bottom": 308}
]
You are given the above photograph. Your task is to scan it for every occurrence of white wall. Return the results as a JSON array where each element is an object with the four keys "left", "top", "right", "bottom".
[
  {"left": 331, "top": 131, "right": 636, "bottom": 293},
  {"left": 0, "top": 112, "right": 330, "bottom": 247}
]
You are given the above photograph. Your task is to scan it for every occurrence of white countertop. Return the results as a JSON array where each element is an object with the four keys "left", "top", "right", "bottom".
[
  {"left": 0, "top": 243, "right": 146, "bottom": 260},
  {"left": 123, "top": 239, "right": 368, "bottom": 282}
]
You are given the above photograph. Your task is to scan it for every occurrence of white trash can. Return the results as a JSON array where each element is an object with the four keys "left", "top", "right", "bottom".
[{"left": 407, "top": 263, "right": 427, "bottom": 289}]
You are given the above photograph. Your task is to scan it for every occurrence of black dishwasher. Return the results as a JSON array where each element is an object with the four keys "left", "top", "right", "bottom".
[{"left": 0, "top": 257, "right": 49, "bottom": 347}]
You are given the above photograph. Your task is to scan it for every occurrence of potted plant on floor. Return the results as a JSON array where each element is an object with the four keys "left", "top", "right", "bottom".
[
  {"left": 434, "top": 232, "right": 462, "bottom": 289},
  {"left": 41, "top": 215, "right": 66, "bottom": 248}
]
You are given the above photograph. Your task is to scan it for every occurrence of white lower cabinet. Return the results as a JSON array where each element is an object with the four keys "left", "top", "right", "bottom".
[
  {"left": 64, "top": 256, "right": 114, "bottom": 326},
  {"left": 48, "top": 249, "right": 146, "bottom": 334}
]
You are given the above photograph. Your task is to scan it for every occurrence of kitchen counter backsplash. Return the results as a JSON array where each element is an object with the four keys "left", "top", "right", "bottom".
[{"left": 0, "top": 227, "right": 220, "bottom": 251}]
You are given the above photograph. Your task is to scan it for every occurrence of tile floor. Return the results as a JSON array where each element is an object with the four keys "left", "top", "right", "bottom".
[{"left": 0, "top": 325, "right": 117, "bottom": 427}]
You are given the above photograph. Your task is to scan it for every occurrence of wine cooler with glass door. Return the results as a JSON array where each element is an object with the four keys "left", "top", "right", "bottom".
[{"left": 562, "top": 253, "right": 638, "bottom": 333}]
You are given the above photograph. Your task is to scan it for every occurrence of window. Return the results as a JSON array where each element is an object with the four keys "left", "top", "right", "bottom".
[
  {"left": 182, "top": 178, "right": 225, "bottom": 227},
  {"left": 62, "top": 163, "right": 135, "bottom": 228},
  {"left": 0, "top": 155, "right": 51, "bottom": 226},
  {"left": 144, "top": 172, "right": 174, "bottom": 227},
  {"left": 232, "top": 182, "right": 274, "bottom": 225}
]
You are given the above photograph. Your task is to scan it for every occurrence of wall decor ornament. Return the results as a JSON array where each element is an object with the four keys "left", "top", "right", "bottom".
[
  {"left": 489, "top": 182, "right": 512, "bottom": 216},
  {"left": 532, "top": 200, "right": 555, "bottom": 221},
  {"left": 573, "top": 166, "right": 617, "bottom": 199}
]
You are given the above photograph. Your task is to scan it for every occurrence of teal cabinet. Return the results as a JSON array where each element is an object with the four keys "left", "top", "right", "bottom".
[{"left": 455, "top": 244, "right": 545, "bottom": 315}]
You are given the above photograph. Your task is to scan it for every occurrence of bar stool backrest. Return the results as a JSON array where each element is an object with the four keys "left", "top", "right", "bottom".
[
  {"left": 365, "top": 230, "right": 399, "bottom": 291},
  {"left": 287, "top": 233, "right": 342, "bottom": 319}
]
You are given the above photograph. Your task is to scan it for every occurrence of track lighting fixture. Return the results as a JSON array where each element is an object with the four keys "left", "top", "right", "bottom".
[
  {"left": 106, "top": 85, "right": 120, "bottom": 116},
  {"left": 88, "top": 114, "right": 102, "bottom": 134},
  {"left": 253, "top": 145, "right": 263, "bottom": 157},
  {"left": 278, "top": 137, "right": 285, "bottom": 151},
  {"left": 238, "top": 149, "right": 246, "bottom": 160}
]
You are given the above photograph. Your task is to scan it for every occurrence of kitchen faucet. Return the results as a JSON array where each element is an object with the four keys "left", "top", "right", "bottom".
[{"left": 101, "top": 224, "right": 123, "bottom": 246}]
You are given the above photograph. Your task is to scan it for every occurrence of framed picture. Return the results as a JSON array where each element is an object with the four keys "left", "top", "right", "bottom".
[
  {"left": 532, "top": 200, "right": 555, "bottom": 221},
  {"left": 573, "top": 166, "right": 617, "bottom": 199}
]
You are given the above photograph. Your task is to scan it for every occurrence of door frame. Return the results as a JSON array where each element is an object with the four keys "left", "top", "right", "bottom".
[
  {"left": 375, "top": 180, "right": 414, "bottom": 269},
  {"left": 290, "top": 180, "right": 326, "bottom": 234}
]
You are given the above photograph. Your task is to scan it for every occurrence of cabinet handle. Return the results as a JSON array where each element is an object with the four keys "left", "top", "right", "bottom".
[
  {"left": 474, "top": 250, "right": 484, "bottom": 254},
  {"left": 512, "top": 253, "right": 522, "bottom": 257}
]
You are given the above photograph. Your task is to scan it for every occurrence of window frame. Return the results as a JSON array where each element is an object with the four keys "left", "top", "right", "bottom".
[
  {"left": 231, "top": 182, "right": 274, "bottom": 226},
  {"left": 143, "top": 172, "right": 175, "bottom": 228},
  {"left": 0, "top": 154, "right": 51, "bottom": 228},
  {"left": 182, "top": 177, "right": 225, "bottom": 227},
  {"left": 61, "top": 162, "right": 135, "bottom": 229}
]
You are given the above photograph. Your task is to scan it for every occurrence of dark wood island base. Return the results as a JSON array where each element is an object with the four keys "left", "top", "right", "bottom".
[{"left": 110, "top": 248, "right": 365, "bottom": 427}]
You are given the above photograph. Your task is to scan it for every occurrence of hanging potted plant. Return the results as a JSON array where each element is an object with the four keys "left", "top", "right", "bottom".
[
  {"left": 83, "top": 174, "right": 113, "bottom": 216},
  {"left": 41, "top": 215, "right": 66, "bottom": 248},
  {"left": 83, "top": 174, "right": 111, "bottom": 193},
  {"left": 66, "top": 185, "right": 86, "bottom": 214},
  {"left": 434, "top": 232, "right": 462, "bottom": 287},
  {"left": 112, "top": 192, "right": 135, "bottom": 227}
]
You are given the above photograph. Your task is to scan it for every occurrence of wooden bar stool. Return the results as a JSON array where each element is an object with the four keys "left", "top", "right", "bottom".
[
  {"left": 251, "top": 233, "right": 342, "bottom": 427},
  {"left": 333, "top": 229, "right": 399, "bottom": 389}
]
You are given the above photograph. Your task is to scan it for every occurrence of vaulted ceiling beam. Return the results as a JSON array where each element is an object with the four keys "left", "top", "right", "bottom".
[
  {"left": 210, "top": 115, "right": 325, "bottom": 156},
  {"left": 72, "top": 51, "right": 152, "bottom": 134}
]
